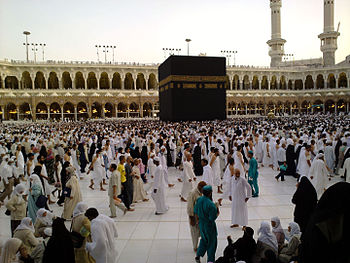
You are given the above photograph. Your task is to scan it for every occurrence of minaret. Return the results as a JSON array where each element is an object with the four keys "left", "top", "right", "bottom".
[
  {"left": 267, "top": 0, "right": 286, "bottom": 67},
  {"left": 318, "top": 0, "right": 340, "bottom": 66}
]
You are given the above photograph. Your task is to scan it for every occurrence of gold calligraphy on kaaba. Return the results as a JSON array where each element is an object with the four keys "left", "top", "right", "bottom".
[
  {"left": 183, "top": 83, "right": 197, "bottom": 89},
  {"left": 159, "top": 75, "right": 226, "bottom": 87}
]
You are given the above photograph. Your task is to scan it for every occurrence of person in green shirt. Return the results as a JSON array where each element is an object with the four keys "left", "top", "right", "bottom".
[
  {"left": 247, "top": 150, "right": 259, "bottom": 197},
  {"left": 194, "top": 185, "right": 219, "bottom": 263}
]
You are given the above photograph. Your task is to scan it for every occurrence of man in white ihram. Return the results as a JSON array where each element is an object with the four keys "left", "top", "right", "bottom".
[
  {"left": 151, "top": 157, "right": 169, "bottom": 215},
  {"left": 85, "top": 207, "right": 118, "bottom": 263},
  {"left": 229, "top": 168, "right": 252, "bottom": 229}
]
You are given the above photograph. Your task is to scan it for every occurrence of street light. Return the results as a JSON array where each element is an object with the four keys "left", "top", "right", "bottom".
[
  {"left": 185, "top": 39, "right": 191, "bottom": 56},
  {"left": 39, "top": 43, "right": 46, "bottom": 61},
  {"left": 112, "top": 45, "right": 116, "bottom": 63},
  {"left": 23, "top": 31, "right": 31, "bottom": 62},
  {"left": 162, "top": 48, "right": 180, "bottom": 58},
  {"left": 95, "top": 45, "right": 100, "bottom": 62},
  {"left": 31, "top": 43, "right": 38, "bottom": 62},
  {"left": 96, "top": 45, "right": 116, "bottom": 63},
  {"left": 221, "top": 50, "right": 238, "bottom": 66}
]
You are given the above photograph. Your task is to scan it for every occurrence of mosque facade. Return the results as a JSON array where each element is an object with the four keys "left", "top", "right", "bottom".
[{"left": 0, "top": 0, "right": 349, "bottom": 121}]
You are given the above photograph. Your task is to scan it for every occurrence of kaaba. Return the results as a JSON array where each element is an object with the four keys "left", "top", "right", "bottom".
[{"left": 158, "top": 55, "right": 226, "bottom": 121}]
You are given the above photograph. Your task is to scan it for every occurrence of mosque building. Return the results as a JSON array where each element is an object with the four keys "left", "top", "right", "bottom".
[{"left": 0, "top": 0, "right": 349, "bottom": 121}]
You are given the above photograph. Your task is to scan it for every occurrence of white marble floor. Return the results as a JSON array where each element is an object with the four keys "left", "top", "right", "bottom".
[{"left": 0, "top": 166, "right": 341, "bottom": 263}]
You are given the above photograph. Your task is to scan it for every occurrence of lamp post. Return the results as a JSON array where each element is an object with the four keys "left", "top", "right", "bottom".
[
  {"left": 175, "top": 48, "right": 181, "bottom": 55},
  {"left": 221, "top": 50, "right": 237, "bottom": 66},
  {"left": 185, "top": 39, "right": 191, "bottom": 56},
  {"left": 162, "top": 48, "right": 180, "bottom": 58},
  {"left": 31, "top": 43, "right": 38, "bottom": 62},
  {"left": 95, "top": 45, "right": 101, "bottom": 62},
  {"left": 39, "top": 43, "right": 46, "bottom": 61},
  {"left": 112, "top": 45, "right": 116, "bottom": 63},
  {"left": 23, "top": 31, "right": 31, "bottom": 62},
  {"left": 103, "top": 45, "right": 109, "bottom": 63}
]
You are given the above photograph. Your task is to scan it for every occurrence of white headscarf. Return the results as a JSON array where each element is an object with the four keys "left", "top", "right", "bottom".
[
  {"left": 73, "top": 202, "right": 88, "bottom": 218},
  {"left": 0, "top": 238, "right": 22, "bottom": 263},
  {"left": 271, "top": 216, "right": 284, "bottom": 234},
  {"left": 15, "top": 217, "right": 35, "bottom": 233},
  {"left": 29, "top": 174, "right": 41, "bottom": 186},
  {"left": 258, "top": 221, "right": 278, "bottom": 252},
  {"left": 289, "top": 222, "right": 301, "bottom": 237},
  {"left": 13, "top": 184, "right": 25, "bottom": 196},
  {"left": 36, "top": 208, "right": 52, "bottom": 226},
  {"left": 287, "top": 138, "right": 294, "bottom": 146}
]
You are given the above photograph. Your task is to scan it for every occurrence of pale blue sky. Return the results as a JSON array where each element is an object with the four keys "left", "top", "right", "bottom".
[{"left": 0, "top": 0, "right": 349, "bottom": 66}]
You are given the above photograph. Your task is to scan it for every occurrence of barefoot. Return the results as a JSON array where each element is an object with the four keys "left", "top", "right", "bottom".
[
  {"left": 180, "top": 197, "right": 187, "bottom": 202},
  {"left": 177, "top": 178, "right": 183, "bottom": 182},
  {"left": 218, "top": 189, "right": 223, "bottom": 194},
  {"left": 217, "top": 198, "right": 223, "bottom": 206},
  {"left": 100, "top": 188, "right": 106, "bottom": 191},
  {"left": 143, "top": 199, "right": 149, "bottom": 202},
  {"left": 89, "top": 185, "right": 94, "bottom": 190},
  {"left": 168, "top": 184, "right": 175, "bottom": 188},
  {"left": 230, "top": 224, "right": 239, "bottom": 228},
  {"left": 127, "top": 208, "right": 135, "bottom": 212},
  {"left": 242, "top": 226, "right": 246, "bottom": 231}
]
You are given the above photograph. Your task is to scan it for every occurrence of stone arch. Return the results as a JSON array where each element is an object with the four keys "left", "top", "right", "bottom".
[
  {"left": 63, "top": 102, "right": 74, "bottom": 120},
  {"left": 305, "top": 75, "right": 314, "bottom": 90},
  {"left": 19, "top": 102, "right": 32, "bottom": 120},
  {"left": 91, "top": 102, "right": 102, "bottom": 118},
  {"left": 338, "top": 72, "right": 347, "bottom": 88},
  {"left": 77, "top": 102, "right": 88, "bottom": 120},
  {"left": 5, "top": 76, "right": 19, "bottom": 89},
  {"left": 112, "top": 72, "right": 122, "bottom": 89},
  {"left": 21, "top": 71, "right": 32, "bottom": 89},
  {"left": 284, "top": 101, "right": 291, "bottom": 114},
  {"left": 301, "top": 100, "right": 310, "bottom": 113},
  {"left": 247, "top": 102, "right": 255, "bottom": 114},
  {"left": 228, "top": 102, "right": 236, "bottom": 115},
  {"left": 124, "top": 73, "right": 134, "bottom": 90},
  {"left": 50, "top": 102, "right": 61, "bottom": 120},
  {"left": 261, "top": 76, "right": 268, "bottom": 90},
  {"left": 243, "top": 75, "right": 250, "bottom": 90},
  {"left": 327, "top": 73, "right": 336, "bottom": 89},
  {"left": 87, "top": 72, "right": 97, "bottom": 89},
  {"left": 292, "top": 101, "right": 299, "bottom": 114},
  {"left": 36, "top": 102, "right": 48, "bottom": 120},
  {"left": 62, "top": 72, "right": 72, "bottom": 89},
  {"left": 148, "top": 73, "right": 157, "bottom": 90},
  {"left": 266, "top": 101, "right": 275, "bottom": 112},
  {"left": 34, "top": 72, "right": 46, "bottom": 89},
  {"left": 136, "top": 73, "right": 146, "bottom": 90},
  {"left": 316, "top": 74, "right": 324, "bottom": 89},
  {"left": 99, "top": 72, "right": 110, "bottom": 90},
  {"left": 117, "top": 102, "right": 127, "bottom": 117},
  {"left": 224, "top": 75, "right": 230, "bottom": 90},
  {"left": 129, "top": 102, "right": 139, "bottom": 117},
  {"left": 279, "top": 76, "right": 286, "bottom": 90},
  {"left": 48, "top": 72, "right": 59, "bottom": 89},
  {"left": 232, "top": 75, "right": 240, "bottom": 90},
  {"left": 104, "top": 102, "right": 114, "bottom": 118},
  {"left": 312, "top": 100, "right": 323, "bottom": 113},
  {"left": 257, "top": 102, "right": 264, "bottom": 115},
  {"left": 275, "top": 101, "right": 283, "bottom": 114},
  {"left": 143, "top": 102, "right": 153, "bottom": 117},
  {"left": 6, "top": 102, "right": 17, "bottom": 120},
  {"left": 270, "top": 75, "right": 277, "bottom": 90},
  {"left": 325, "top": 99, "right": 335, "bottom": 113},
  {"left": 295, "top": 79, "right": 303, "bottom": 90},
  {"left": 252, "top": 76, "right": 259, "bottom": 90},
  {"left": 75, "top": 72, "right": 84, "bottom": 89},
  {"left": 337, "top": 99, "right": 346, "bottom": 113}
]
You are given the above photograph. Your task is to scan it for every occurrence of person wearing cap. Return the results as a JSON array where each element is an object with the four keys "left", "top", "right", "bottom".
[
  {"left": 187, "top": 181, "right": 206, "bottom": 252},
  {"left": 194, "top": 185, "right": 219, "bottom": 263},
  {"left": 308, "top": 153, "right": 329, "bottom": 199},
  {"left": 247, "top": 150, "right": 259, "bottom": 197},
  {"left": 151, "top": 156, "right": 168, "bottom": 215},
  {"left": 229, "top": 169, "right": 252, "bottom": 229}
]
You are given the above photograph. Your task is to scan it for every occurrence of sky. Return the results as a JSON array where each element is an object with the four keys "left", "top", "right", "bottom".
[{"left": 0, "top": 0, "right": 349, "bottom": 66}]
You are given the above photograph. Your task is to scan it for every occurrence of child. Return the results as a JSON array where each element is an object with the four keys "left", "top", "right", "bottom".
[{"left": 275, "top": 161, "right": 287, "bottom": 181}]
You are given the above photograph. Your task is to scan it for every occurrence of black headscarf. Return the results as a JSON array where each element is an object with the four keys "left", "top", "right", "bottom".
[
  {"left": 299, "top": 182, "right": 350, "bottom": 263},
  {"left": 43, "top": 218, "right": 75, "bottom": 263},
  {"left": 291, "top": 176, "right": 318, "bottom": 233}
]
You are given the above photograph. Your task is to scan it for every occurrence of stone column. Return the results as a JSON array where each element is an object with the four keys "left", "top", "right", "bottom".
[
  {"left": 245, "top": 105, "right": 248, "bottom": 115},
  {"left": 1, "top": 105, "right": 4, "bottom": 120},
  {"left": 74, "top": 105, "right": 78, "bottom": 121},
  {"left": 16, "top": 106, "right": 20, "bottom": 120},
  {"left": 335, "top": 77, "right": 339, "bottom": 89},
  {"left": 140, "top": 104, "right": 143, "bottom": 118},
  {"left": 290, "top": 105, "right": 292, "bottom": 115},
  {"left": 120, "top": 74, "right": 125, "bottom": 90},
  {"left": 47, "top": 104, "right": 50, "bottom": 120},
  {"left": 84, "top": 77, "right": 88, "bottom": 90},
  {"left": 115, "top": 105, "right": 118, "bottom": 118},
  {"left": 264, "top": 104, "right": 267, "bottom": 115},
  {"left": 97, "top": 78, "right": 100, "bottom": 90},
  {"left": 335, "top": 103, "right": 338, "bottom": 115},
  {"left": 102, "top": 105, "right": 105, "bottom": 119},
  {"left": 127, "top": 104, "right": 130, "bottom": 118},
  {"left": 258, "top": 78, "right": 261, "bottom": 90},
  {"left": 1, "top": 77, "right": 5, "bottom": 89},
  {"left": 60, "top": 105, "right": 64, "bottom": 121},
  {"left": 31, "top": 75, "right": 35, "bottom": 89},
  {"left": 109, "top": 78, "right": 113, "bottom": 90},
  {"left": 45, "top": 75, "right": 49, "bottom": 89},
  {"left": 347, "top": 102, "right": 349, "bottom": 113},
  {"left": 58, "top": 79, "right": 63, "bottom": 90}
]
